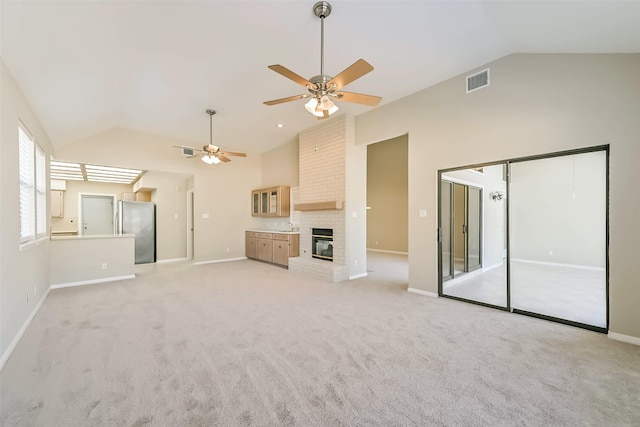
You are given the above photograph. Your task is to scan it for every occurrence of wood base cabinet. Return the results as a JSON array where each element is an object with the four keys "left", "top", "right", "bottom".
[
  {"left": 258, "top": 236, "right": 273, "bottom": 262},
  {"left": 246, "top": 234, "right": 258, "bottom": 259},
  {"left": 246, "top": 231, "right": 299, "bottom": 267}
]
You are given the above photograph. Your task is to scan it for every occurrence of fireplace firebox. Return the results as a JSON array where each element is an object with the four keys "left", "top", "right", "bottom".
[{"left": 312, "top": 228, "right": 333, "bottom": 262}]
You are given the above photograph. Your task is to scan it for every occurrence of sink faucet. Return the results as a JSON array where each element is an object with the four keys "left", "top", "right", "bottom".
[{"left": 288, "top": 221, "right": 294, "bottom": 231}]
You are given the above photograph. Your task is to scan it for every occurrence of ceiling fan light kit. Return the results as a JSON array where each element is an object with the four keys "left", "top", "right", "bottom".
[
  {"left": 263, "top": 1, "right": 381, "bottom": 119},
  {"left": 201, "top": 154, "right": 221, "bottom": 165},
  {"left": 173, "top": 109, "right": 247, "bottom": 165}
]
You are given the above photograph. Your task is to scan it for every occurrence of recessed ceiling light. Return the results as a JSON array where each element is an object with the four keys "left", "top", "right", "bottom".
[{"left": 277, "top": 123, "right": 284, "bottom": 128}]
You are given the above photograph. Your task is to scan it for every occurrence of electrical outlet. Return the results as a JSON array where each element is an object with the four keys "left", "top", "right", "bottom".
[
  {"left": 226, "top": 248, "right": 230, "bottom": 253},
  {"left": 548, "top": 251, "right": 553, "bottom": 256},
  {"left": 354, "top": 260, "right": 358, "bottom": 266},
  {"left": 102, "top": 262, "right": 108, "bottom": 270}
]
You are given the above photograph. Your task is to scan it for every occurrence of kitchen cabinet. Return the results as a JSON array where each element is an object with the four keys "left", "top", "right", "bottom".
[
  {"left": 245, "top": 233, "right": 258, "bottom": 259},
  {"left": 272, "top": 233, "right": 299, "bottom": 266},
  {"left": 251, "top": 186, "right": 290, "bottom": 217},
  {"left": 51, "top": 190, "right": 64, "bottom": 218},
  {"left": 260, "top": 190, "right": 269, "bottom": 216},
  {"left": 246, "top": 231, "right": 299, "bottom": 267},
  {"left": 251, "top": 190, "right": 261, "bottom": 216},
  {"left": 257, "top": 234, "right": 273, "bottom": 262}
]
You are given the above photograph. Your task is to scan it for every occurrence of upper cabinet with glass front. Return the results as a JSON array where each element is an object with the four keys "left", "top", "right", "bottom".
[
  {"left": 251, "top": 186, "right": 290, "bottom": 217},
  {"left": 251, "top": 190, "right": 261, "bottom": 216}
]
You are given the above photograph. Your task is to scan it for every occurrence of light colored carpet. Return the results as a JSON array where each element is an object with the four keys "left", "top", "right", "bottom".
[{"left": 1, "top": 258, "right": 639, "bottom": 426}]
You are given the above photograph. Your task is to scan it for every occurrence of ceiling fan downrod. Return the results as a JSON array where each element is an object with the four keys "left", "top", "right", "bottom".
[
  {"left": 314, "top": 1, "right": 332, "bottom": 85},
  {"left": 206, "top": 109, "right": 216, "bottom": 149}
]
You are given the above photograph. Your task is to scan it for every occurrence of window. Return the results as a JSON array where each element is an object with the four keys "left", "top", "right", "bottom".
[{"left": 19, "top": 125, "right": 47, "bottom": 245}]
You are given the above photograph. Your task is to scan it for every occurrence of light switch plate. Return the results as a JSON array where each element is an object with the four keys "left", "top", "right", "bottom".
[
  {"left": 202, "top": 213, "right": 210, "bottom": 219},
  {"left": 419, "top": 209, "right": 427, "bottom": 217}
]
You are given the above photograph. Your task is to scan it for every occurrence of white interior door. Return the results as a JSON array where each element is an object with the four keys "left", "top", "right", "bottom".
[{"left": 81, "top": 195, "right": 115, "bottom": 235}]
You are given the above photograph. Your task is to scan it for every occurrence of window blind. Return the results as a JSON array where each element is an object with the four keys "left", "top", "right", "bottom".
[
  {"left": 36, "top": 144, "right": 46, "bottom": 237},
  {"left": 19, "top": 126, "right": 35, "bottom": 243}
]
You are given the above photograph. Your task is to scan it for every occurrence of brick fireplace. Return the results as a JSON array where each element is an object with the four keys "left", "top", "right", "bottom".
[{"left": 288, "top": 116, "right": 349, "bottom": 282}]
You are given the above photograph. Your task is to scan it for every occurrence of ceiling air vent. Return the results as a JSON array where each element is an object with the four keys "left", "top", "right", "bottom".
[
  {"left": 182, "top": 147, "right": 195, "bottom": 157},
  {"left": 466, "top": 68, "right": 490, "bottom": 93}
]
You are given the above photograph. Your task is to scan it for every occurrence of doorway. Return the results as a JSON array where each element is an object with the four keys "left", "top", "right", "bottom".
[
  {"left": 366, "top": 134, "right": 409, "bottom": 288},
  {"left": 80, "top": 194, "right": 116, "bottom": 235}
]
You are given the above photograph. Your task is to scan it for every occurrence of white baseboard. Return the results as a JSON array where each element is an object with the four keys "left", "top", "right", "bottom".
[
  {"left": 50, "top": 274, "right": 136, "bottom": 289},
  {"left": 367, "top": 249, "right": 408, "bottom": 255},
  {"left": 408, "top": 287, "right": 439, "bottom": 298},
  {"left": 608, "top": 332, "right": 640, "bottom": 346},
  {"left": 510, "top": 258, "right": 605, "bottom": 271},
  {"left": 0, "top": 287, "right": 51, "bottom": 371},
  {"left": 483, "top": 262, "right": 504, "bottom": 272},
  {"left": 349, "top": 273, "right": 368, "bottom": 280},
  {"left": 156, "top": 257, "right": 188, "bottom": 264},
  {"left": 193, "top": 256, "right": 247, "bottom": 266}
]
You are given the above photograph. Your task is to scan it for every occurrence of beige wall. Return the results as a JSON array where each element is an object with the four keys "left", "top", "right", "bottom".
[
  {"left": 50, "top": 236, "right": 134, "bottom": 286},
  {"left": 0, "top": 61, "right": 55, "bottom": 364},
  {"left": 510, "top": 151, "right": 606, "bottom": 267},
  {"left": 255, "top": 137, "right": 300, "bottom": 230},
  {"left": 55, "top": 128, "right": 263, "bottom": 263},
  {"left": 260, "top": 137, "right": 299, "bottom": 188},
  {"left": 367, "top": 135, "right": 408, "bottom": 253},
  {"left": 355, "top": 53, "right": 640, "bottom": 339}
]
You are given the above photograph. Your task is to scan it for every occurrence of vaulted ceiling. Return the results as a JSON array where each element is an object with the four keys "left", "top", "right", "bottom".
[{"left": 2, "top": 1, "right": 639, "bottom": 155}]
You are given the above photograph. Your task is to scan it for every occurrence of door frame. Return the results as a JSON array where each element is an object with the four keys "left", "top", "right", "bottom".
[
  {"left": 78, "top": 193, "right": 117, "bottom": 236},
  {"left": 186, "top": 190, "right": 195, "bottom": 260}
]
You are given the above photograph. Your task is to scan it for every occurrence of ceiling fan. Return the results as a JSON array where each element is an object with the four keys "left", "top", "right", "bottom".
[
  {"left": 263, "top": 1, "right": 381, "bottom": 119},
  {"left": 174, "top": 109, "right": 246, "bottom": 165}
]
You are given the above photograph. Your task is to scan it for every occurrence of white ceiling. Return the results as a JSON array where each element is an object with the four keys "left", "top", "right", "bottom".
[{"left": 2, "top": 1, "right": 639, "bottom": 155}]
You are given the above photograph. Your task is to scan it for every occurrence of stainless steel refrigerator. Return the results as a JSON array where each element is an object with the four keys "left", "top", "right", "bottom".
[{"left": 118, "top": 201, "right": 156, "bottom": 264}]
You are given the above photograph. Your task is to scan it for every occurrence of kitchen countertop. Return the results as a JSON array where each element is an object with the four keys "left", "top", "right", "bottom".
[{"left": 246, "top": 229, "right": 300, "bottom": 235}]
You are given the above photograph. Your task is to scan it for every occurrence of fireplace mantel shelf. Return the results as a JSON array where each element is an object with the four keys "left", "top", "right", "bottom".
[{"left": 294, "top": 201, "right": 344, "bottom": 211}]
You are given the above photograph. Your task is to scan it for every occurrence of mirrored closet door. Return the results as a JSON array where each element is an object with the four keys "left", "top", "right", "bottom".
[
  {"left": 509, "top": 150, "right": 607, "bottom": 329},
  {"left": 438, "top": 147, "right": 608, "bottom": 332}
]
